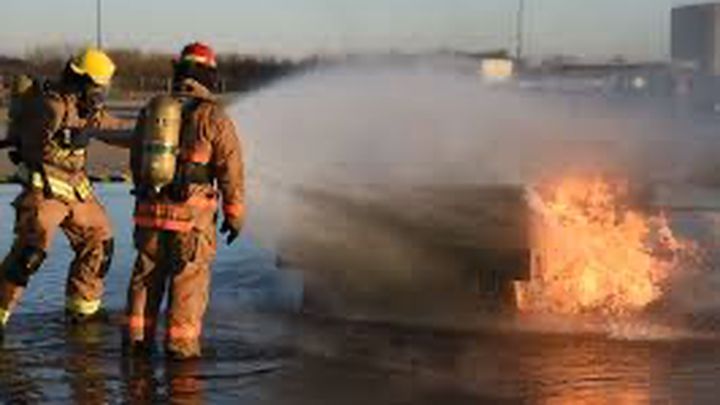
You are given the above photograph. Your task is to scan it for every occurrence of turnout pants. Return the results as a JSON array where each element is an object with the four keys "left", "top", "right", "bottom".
[
  {"left": 126, "top": 225, "right": 217, "bottom": 358},
  {"left": 0, "top": 190, "right": 114, "bottom": 322}
]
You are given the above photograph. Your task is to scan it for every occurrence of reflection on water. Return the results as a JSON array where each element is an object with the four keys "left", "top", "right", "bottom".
[
  {"left": 0, "top": 185, "right": 719, "bottom": 403},
  {"left": 121, "top": 357, "right": 207, "bottom": 405},
  {"left": 1, "top": 311, "right": 295, "bottom": 404},
  {"left": 297, "top": 318, "right": 720, "bottom": 404},
  {"left": 0, "top": 349, "right": 45, "bottom": 403}
]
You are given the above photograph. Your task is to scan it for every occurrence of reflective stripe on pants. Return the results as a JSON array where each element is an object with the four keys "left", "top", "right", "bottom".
[
  {"left": 66, "top": 295, "right": 102, "bottom": 316},
  {"left": 0, "top": 308, "right": 10, "bottom": 326},
  {"left": 168, "top": 324, "right": 201, "bottom": 341}
]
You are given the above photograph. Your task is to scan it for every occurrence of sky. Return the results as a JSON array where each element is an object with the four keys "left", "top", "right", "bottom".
[{"left": 0, "top": 0, "right": 710, "bottom": 60}]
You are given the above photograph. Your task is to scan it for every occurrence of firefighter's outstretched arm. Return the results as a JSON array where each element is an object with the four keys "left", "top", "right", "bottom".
[
  {"left": 86, "top": 108, "right": 137, "bottom": 149},
  {"left": 88, "top": 128, "right": 135, "bottom": 149},
  {"left": 211, "top": 109, "right": 245, "bottom": 245}
]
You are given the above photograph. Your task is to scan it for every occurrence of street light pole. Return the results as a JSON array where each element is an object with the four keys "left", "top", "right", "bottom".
[
  {"left": 96, "top": 0, "right": 103, "bottom": 49},
  {"left": 515, "top": 0, "right": 525, "bottom": 63}
]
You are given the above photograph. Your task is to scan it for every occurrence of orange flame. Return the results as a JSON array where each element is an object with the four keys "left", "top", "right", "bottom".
[{"left": 517, "top": 176, "right": 695, "bottom": 317}]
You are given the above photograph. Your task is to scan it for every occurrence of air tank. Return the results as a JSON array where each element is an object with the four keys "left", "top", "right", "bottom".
[{"left": 140, "top": 95, "right": 183, "bottom": 191}]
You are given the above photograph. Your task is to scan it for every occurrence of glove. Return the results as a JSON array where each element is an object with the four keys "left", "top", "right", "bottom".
[
  {"left": 70, "top": 129, "right": 91, "bottom": 148},
  {"left": 80, "top": 87, "right": 107, "bottom": 119},
  {"left": 220, "top": 219, "right": 241, "bottom": 246}
]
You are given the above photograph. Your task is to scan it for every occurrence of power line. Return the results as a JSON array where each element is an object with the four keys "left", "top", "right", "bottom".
[
  {"left": 97, "top": 0, "right": 103, "bottom": 49},
  {"left": 515, "top": 0, "right": 525, "bottom": 62}
]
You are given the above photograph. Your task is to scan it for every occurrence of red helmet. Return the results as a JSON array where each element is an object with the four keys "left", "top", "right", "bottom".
[{"left": 177, "top": 42, "right": 217, "bottom": 69}]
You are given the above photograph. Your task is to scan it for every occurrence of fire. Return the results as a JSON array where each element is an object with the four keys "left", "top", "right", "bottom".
[{"left": 517, "top": 176, "right": 695, "bottom": 317}]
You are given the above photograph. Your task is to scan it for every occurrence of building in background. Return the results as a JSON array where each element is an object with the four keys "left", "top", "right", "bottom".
[
  {"left": 672, "top": 3, "right": 720, "bottom": 76},
  {"left": 671, "top": 3, "right": 720, "bottom": 111}
]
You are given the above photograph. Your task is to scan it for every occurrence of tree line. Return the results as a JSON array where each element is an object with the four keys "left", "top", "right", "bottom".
[{"left": 0, "top": 47, "right": 313, "bottom": 97}]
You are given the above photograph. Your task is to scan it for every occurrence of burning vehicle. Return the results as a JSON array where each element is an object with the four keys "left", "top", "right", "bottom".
[{"left": 276, "top": 175, "right": 701, "bottom": 329}]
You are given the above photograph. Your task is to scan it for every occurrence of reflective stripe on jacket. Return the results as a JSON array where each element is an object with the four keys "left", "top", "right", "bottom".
[
  {"left": 16, "top": 164, "right": 94, "bottom": 203},
  {"left": 134, "top": 194, "right": 219, "bottom": 233}
]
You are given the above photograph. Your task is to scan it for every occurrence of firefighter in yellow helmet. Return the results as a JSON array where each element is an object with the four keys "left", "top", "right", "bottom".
[
  {"left": 0, "top": 48, "right": 132, "bottom": 335},
  {"left": 124, "top": 42, "right": 244, "bottom": 360}
]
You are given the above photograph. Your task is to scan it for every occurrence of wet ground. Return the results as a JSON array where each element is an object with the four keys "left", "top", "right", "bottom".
[
  {"left": 1, "top": 185, "right": 720, "bottom": 403},
  {"left": 7, "top": 309, "right": 720, "bottom": 404}
]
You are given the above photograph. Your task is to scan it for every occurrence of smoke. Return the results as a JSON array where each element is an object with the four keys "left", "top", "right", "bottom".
[
  {"left": 229, "top": 55, "right": 720, "bottom": 328},
  {"left": 237, "top": 57, "right": 720, "bottom": 192}
]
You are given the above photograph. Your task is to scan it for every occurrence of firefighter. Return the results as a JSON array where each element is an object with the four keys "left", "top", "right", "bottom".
[
  {"left": 125, "top": 42, "right": 244, "bottom": 360},
  {"left": 0, "top": 48, "right": 131, "bottom": 334}
]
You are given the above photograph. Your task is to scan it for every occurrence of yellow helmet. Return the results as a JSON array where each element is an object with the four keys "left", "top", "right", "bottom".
[{"left": 69, "top": 48, "right": 116, "bottom": 87}]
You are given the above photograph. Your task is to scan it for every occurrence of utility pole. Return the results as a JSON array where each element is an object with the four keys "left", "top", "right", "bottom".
[
  {"left": 96, "top": 0, "right": 103, "bottom": 49},
  {"left": 515, "top": 0, "right": 525, "bottom": 63}
]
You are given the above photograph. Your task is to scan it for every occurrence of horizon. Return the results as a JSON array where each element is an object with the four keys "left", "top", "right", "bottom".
[{"left": 0, "top": 0, "right": 712, "bottom": 62}]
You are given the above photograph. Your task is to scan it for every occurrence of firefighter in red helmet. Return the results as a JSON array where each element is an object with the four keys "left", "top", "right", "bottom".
[{"left": 125, "top": 42, "right": 245, "bottom": 359}]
